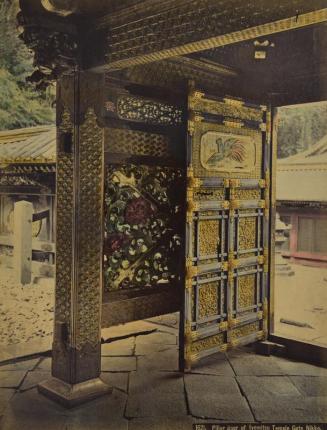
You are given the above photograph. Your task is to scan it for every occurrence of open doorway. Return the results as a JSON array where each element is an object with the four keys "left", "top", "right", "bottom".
[{"left": 272, "top": 101, "right": 327, "bottom": 349}]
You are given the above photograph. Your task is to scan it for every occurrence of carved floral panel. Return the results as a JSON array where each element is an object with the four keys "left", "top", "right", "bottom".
[{"left": 104, "top": 164, "right": 183, "bottom": 291}]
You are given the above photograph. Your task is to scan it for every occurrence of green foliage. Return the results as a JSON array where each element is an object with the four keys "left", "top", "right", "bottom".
[
  {"left": 277, "top": 103, "right": 327, "bottom": 159},
  {"left": 0, "top": 0, "right": 55, "bottom": 130}
]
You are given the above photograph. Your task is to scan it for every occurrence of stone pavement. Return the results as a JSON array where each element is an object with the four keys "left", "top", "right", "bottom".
[{"left": 0, "top": 314, "right": 327, "bottom": 430}]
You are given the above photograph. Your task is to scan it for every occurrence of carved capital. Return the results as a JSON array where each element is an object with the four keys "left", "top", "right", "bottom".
[
  {"left": 17, "top": 8, "right": 79, "bottom": 88},
  {"left": 41, "top": 0, "right": 78, "bottom": 16}
]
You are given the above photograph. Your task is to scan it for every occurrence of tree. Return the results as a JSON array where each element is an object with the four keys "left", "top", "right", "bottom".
[
  {"left": 277, "top": 103, "right": 327, "bottom": 159},
  {"left": 0, "top": 0, "right": 55, "bottom": 130}
]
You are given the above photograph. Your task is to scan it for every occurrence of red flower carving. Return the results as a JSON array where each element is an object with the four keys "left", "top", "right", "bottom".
[
  {"left": 105, "top": 234, "right": 126, "bottom": 253},
  {"left": 125, "top": 197, "right": 154, "bottom": 225}
]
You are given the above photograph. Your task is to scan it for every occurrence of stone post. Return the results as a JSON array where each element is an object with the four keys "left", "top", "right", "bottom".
[
  {"left": 13, "top": 200, "right": 33, "bottom": 285},
  {"left": 275, "top": 212, "right": 294, "bottom": 277},
  {"left": 38, "top": 71, "right": 110, "bottom": 407}
]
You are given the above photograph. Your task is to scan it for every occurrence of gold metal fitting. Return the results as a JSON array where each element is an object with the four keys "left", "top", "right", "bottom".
[
  {"left": 258, "top": 200, "right": 266, "bottom": 209},
  {"left": 186, "top": 265, "right": 198, "bottom": 280},
  {"left": 186, "top": 212, "right": 193, "bottom": 223},
  {"left": 229, "top": 338, "right": 240, "bottom": 347},
  {"left": 258, "top": 179, "right": 266, "bottom": 188},
  {"left": 223, "top": 97, "right": 244, "bottom": 107},
  {"left": 223, "top": 179, "right": 230, "bottom": 188},
  {"left": 221, "top": 261, "right": 229, "bottom": 271},
  {"left": 187, "top": 166, "right": 194, "bottom": 177},
  {"left": 188, "top": 112, "right": 204, "bottom": 135},
  {"left": 187, "top": 201, "right": 199, "bottom": 212},
  {"left": 189, "top": 111, "right": 204, "bottom": 123},
  {"left": 222, "top": 200, "right": 230, "bottom": 210},
  {"left": 257, "top": 255, "right": 265, "bottom": 265},
  {"left": 228, "top": 271, "right": 234, "bottom": 286},
  {"left": 188, "top": 121, "right": 195, "bottom": 136},
  {"left": 230, "top": 179, "right": 241, "bottom": 188},
  {"left": 185, "top": 279, "right": 193, "bottom": 290},
  {"left": 230, "top": 200, "right": 240, "bottom": 210},
  {"left": 257, "top": 310, "right": 263, "bottom": 320},
  {"left": 228, "top": 318, "right": 239, "bottom": 328},
  {"left": 187, "top": 167, "right": 202, "bottom": 188},
  {"left": 229, "top": 258, "right": 239, "bottom": 270},
  {"left": 189, "top": 90, "right": 205, "bottom": 109},
  {"left": 219, "top": 321, "right": 228, "bottom": 331},
  {"left": 185, "top": 330, "right": 198, "bottom": 343},
  {"left": 185, "top": 351, "right": 199, "bottom": 368},
  {"left": 188, "top": 177, "right": 202, "bottom": 188},
  {"left": 223, "top": 119, "right": 244, "bottom": 128},
  {"left": 220, "top": 343, "right": 228, "bottom": 352},
  {"left": 186, "top": 187, "right": 193, "bottom": 200},
  {"left": 259, "top": 122, "right": 267, "bottom": 132},
  {"left": 256, "top": 330, "right": 265, "bottom": 341}
]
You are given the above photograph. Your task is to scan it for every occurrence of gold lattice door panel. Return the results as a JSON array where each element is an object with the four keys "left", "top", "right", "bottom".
[{"left": 184, "top": 86, "right": 271, "bottom": 368}]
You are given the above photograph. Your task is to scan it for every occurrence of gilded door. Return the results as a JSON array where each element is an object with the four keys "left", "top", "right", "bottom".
[{"left": 184, "top": 86, "right": 271, "bottom": 369}]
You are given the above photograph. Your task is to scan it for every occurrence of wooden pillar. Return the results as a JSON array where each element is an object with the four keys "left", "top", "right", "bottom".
[
  {"left": 38, "top": 71, "right": 110, "bottom": 407},
  {"left": 13, "top": 200, "right": 33, "bottom": 285}
]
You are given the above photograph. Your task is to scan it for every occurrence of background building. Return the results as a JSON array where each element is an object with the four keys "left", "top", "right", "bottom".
[
  {"left": 277, "top": 134, "right": 327, "bottom": 267},
  {"left": 0, "top": 125, "right": 56, "bottom": 271}
]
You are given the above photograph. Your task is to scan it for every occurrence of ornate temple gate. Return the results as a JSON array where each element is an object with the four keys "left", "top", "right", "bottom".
[
  {"left": 183, "top": 86, "right": 271, "bottom": 368},
  {"left": 16, "top": 0, "right": 327, "bottom": 408}
]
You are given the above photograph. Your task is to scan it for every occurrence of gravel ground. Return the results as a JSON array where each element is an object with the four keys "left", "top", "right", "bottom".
[
  {"left": 0, "top": 260, "right": 326, "bottom": 348},
  {"left": 274, "top": 261, "right": 327, "bottom": 345},
  {"left": 0, "top": 267, "right": 54, "bottom": 346}
]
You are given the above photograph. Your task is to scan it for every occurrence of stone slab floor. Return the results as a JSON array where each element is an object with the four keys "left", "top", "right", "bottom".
[{"left": 0, "top": 314, "right": 327, "bottom": 430}]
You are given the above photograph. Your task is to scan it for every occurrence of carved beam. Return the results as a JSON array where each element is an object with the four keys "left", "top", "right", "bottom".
[
  {"left": 18, "top": 0, "right": 327, "bottom": 80},
  {"left": 90, "top": 0, "right": 327, "bottom": 71},
  {"left": 115, "top": 56, "right": 238, "bottom": 93}
]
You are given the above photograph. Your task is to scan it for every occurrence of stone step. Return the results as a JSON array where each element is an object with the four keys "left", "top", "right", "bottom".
[{"left": 255, "top": 340, "right": 287, "bottom": 357}]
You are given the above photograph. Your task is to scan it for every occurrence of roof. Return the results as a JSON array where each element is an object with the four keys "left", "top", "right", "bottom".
[
  {"left": 277, "top": 133, "right": 327, "bottom": 203},
  {"left": 0, "top": 126, "right": 56, "bottom": 165}
]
